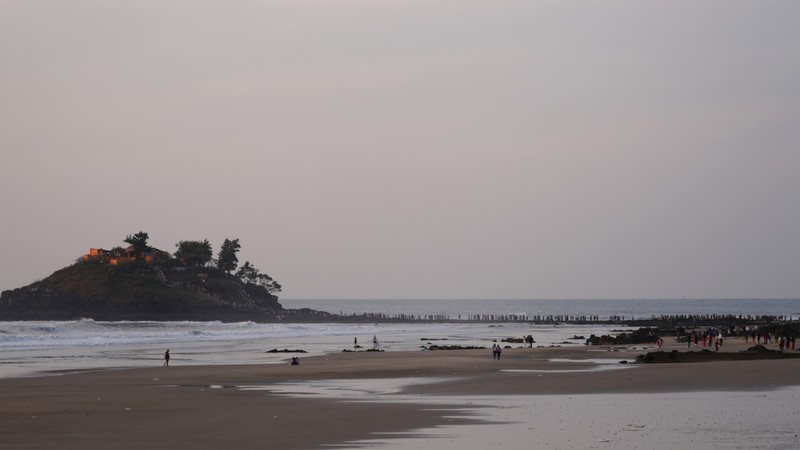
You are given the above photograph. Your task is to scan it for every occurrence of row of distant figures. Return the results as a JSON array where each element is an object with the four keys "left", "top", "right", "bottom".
[{"left": 338, "top": 312, "right": 793, "bottom": 325}]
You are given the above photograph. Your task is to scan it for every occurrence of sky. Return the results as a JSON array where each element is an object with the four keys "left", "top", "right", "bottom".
[{"left": 1, "top": 1, "right": 799, "bottom": 300}]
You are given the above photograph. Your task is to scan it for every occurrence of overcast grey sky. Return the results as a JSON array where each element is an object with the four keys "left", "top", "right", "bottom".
[{"left": 2, "top": 1, "right": 798, "bottom": 300}]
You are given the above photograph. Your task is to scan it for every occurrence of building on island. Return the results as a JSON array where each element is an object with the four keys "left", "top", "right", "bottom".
[{"left": 83, "top": 246, "right": 171, "bottom": 267}]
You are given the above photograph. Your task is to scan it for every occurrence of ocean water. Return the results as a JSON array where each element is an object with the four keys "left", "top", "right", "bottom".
[{"left": 1, "top": 298, "right": 797, "bottom": 379}]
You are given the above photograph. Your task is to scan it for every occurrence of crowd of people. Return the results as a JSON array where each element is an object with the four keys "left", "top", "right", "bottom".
[
  {"left": 686, "top": 329, "right": 727, "bottom": 351},
  {"left": 683, "top": 327, "right": 797, "bottom": 352},
  {"left": 743, "top": 330, "right": 796, "bottom": 350}
]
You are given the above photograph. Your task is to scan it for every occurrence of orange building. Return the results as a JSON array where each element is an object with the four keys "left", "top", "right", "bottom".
[
  {"left": 110, "top": 256, "right": 137, "bottom": 266},
  {"left": 83, "top": 248, "right": 111, "bottom": 263}
]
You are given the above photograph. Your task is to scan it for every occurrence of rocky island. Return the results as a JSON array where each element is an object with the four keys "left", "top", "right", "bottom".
[{"left": 0, "top": 232, "right": 331, "bottom": 322}]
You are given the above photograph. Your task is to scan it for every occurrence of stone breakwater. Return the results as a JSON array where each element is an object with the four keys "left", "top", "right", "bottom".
[{"left": 325, "top": 311, "right": 794, "bottom": 327}]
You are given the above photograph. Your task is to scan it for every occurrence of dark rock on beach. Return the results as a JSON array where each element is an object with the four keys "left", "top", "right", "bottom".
[
  {"left": 586, "top": 328, "right": 661, "bottom": 346},
  {"left": 636, "top": 347, "right": 800, "bottom": 363},
  {"left": 426, "top": 345, "right": 487, "bottom": 350},
  {"left": 745, "top": 344, "right": 772, "bottom": 353}
]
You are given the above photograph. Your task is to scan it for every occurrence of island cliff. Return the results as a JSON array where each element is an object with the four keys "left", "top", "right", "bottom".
[{"left": 1, "top": 263, "right": 281, "bottom": 321}]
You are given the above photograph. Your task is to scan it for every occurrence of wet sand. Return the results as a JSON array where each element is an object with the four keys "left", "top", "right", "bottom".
[{"left": 1, "top": 337, "right": 798, "bottom": 449}]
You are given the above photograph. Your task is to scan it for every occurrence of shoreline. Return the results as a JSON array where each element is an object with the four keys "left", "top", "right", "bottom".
[
  {"left": 2, "top": 314, "right": 797, "bottom": 326},
  {"left": 2, "top": 338, "right": 800, "bottom": 449}
]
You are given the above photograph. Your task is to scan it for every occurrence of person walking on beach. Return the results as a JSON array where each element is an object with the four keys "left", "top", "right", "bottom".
[
  {"left": 163, "top": 349, "right": 170, "bottom": 367},
  {"left": 372, "top": 335, "right": 379, "bottom": 350},
  {"left": 492, "top": 343, "right": 502, "bottom": 360}
]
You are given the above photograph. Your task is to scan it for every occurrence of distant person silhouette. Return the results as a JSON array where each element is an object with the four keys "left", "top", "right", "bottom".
[{"left": 163, "top": 349, "right": 170, "bottom": 367}]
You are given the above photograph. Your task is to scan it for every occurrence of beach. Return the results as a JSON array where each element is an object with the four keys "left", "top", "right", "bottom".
[{"left": 2, "top": 336, "right": 799, "bottom": 449}]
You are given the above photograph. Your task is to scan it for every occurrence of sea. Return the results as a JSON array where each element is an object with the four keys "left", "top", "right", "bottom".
[{"left": 1, "top": 298, "right": 798, "bottom": 379}]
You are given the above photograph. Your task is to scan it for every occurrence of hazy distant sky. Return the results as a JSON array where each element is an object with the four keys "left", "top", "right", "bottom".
[{"left": 2, "top": 1, "right": 799, "bottom": 300}]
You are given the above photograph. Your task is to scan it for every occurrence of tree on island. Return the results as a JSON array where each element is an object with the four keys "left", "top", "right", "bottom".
[
  {"left": 236, "top": 261, "right": 282, "bottom": 294},
  {"left": 124, "top": 231, "right": 150, "bottom": 255},
  {"left": 174, "top": 240, "right": 213, "bottom": 267},
  {"left": 235, "top": 261, "right": 259, "bottom": 283},
  {"left": 112, "top": 232, "right": 281, "bottom": 292},
  {"left": 217, "top": 238, "right": 241, "bottom": 274}
]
